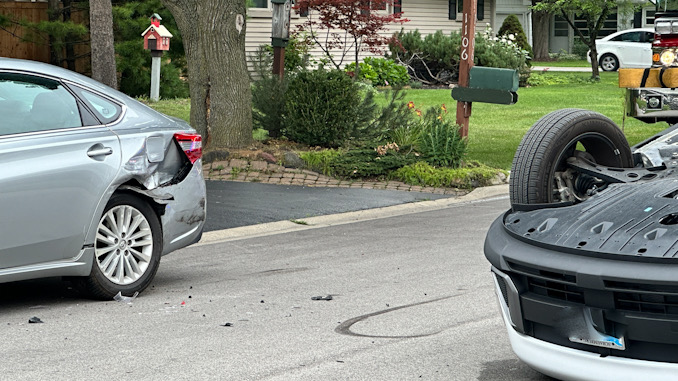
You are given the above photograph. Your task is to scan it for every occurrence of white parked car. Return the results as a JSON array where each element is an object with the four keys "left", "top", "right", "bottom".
[{"left": 587, "top": 28, "right": 654, "bottom": 71}]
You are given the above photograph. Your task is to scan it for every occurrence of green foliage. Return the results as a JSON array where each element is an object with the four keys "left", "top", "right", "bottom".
[
  {"left": 393, "top": 161, "right": 504, "bottom": 189},
  {"left": 299, "top": 149, "right": 343, "bottom": 175},
  {"left": 527, "top": 72, "right": 600, "bottom": 86},
  {"left": 325, "top": 149, "right": 418, "bottom": 178},
  {"left": 345, "top": 57, "right": 409, "bottom": 86},
  {"left": 417, "top": 108, "right": 467, "bottom": 168},
  {"left": 497, "top": 15, "right": 533, "bottom": 60},
  {"left": 572, "top": 39, "right": 589, "bottom": 59},
  {"left": 253, "top": 128, "right": 270, "bottom": 141},
  {"left": 113, "top": 1, "right": 188, "bottom": 98},
  {"left": 251, "top": 75, "right": 288, "bottom": 137},
  {"left": 284, "top": 69, "right": 376, "bottom": 147},
  {"left": 259, "top": 36, "right": 311, "bottom": 74},
  {"left": 366, "top": 87, "right": 416, "bottom": 143},
  {"left": 390, "top": 29, "right": 530, "bottom": 86}
]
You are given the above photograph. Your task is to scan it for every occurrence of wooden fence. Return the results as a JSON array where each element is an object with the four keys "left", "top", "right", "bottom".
[
  {"left": 0, "top": 1, "right": 89, "bottom": 73},
  {"left": 0, "top": 2, "right": 50, "bottom": 62}
]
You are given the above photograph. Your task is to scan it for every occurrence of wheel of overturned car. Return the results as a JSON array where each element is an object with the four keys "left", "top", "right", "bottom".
[
  {"left": 599, "top": 54, "right": 619, "bottom": 72},
  {"left": 510, "top": 108, "right": 633, "bottom": 206},
  {"left": 80, "top": 193, "right": 162, "bottom": 300}
]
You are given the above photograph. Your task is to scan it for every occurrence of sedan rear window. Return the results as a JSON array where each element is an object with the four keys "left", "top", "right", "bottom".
[{"left": 70, "top": 86, "right": 123, "bottom": 124}]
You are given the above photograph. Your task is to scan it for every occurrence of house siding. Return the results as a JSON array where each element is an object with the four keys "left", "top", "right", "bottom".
[{"left": 245, "top": 0, "right": 494, "bottom": 70}]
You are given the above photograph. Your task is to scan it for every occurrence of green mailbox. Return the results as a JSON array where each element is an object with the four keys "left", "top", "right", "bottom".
[{"left": 451, "top": 66, "right": 519, "bottom": 105}]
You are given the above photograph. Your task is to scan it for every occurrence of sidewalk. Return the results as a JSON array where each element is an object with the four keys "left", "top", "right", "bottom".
[
  {"left": 532, "top": 66, "right": 592, "bottom": 72},
  {"left": 201, "top": 158, "right": 501, "bottom": 196}
]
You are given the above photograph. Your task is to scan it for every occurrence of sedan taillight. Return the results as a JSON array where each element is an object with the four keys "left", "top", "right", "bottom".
[{"left": 174, "top": 133, "right": 203, "bottom": 164}]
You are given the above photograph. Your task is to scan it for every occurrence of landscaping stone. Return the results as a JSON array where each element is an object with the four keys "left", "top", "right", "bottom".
[
  {"left": 258, "top": 152, "right": 277, "bottom": 163},
  {"left": 283, "top": 151, "right": 305, "bottom": 169},
  {"left": 203, "top": 149, "right": 229, "bottom": 164}
]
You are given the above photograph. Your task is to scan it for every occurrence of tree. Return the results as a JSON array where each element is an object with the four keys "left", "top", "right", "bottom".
[
  {"left": 90, "top": 0, "right": 118, "bottom": 88},
  {"left": 533, "top": 0, "right": 616, "bottom": 78},
  {"left": 161, "top": 0, "right": 252, "bottom": 148},
  {"left": 294, "top": 0, "right": 407, "bottom": 76},
  {"left": 531, "top": 1, "right": 550, "bottom": 61},
  {"left": 497, "top": 14, "right": 533, "bottom": 59}
]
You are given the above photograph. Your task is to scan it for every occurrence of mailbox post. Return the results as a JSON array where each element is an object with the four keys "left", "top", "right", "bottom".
[
  {"left": 141, "top": 13, "right": 173, "bottom": 101},
  {"left": 456, "top": 0, "right": 477, "bottom": 138},
  {"left": 271, "top": 0, "right": 292, "bottom": 79}
]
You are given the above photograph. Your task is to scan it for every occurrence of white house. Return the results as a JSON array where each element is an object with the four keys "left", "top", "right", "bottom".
[{"left": 246, "top": 0, "right": 656, "bottom": 63}]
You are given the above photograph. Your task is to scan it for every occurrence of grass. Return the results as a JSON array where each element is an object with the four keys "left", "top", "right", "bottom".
[
  {"left": 531, "top": 60, "right": 590, "bottom": 67},
  {"left": 146, "top": 71, "right": 669, "bottom": 170},
  {"left": 399, "top": 72, "right": 667, "bottom": 169}
]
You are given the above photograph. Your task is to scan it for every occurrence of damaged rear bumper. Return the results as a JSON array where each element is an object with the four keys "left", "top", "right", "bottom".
[{"left": 156, "top": 160, "right": 206, "bottom": 255}]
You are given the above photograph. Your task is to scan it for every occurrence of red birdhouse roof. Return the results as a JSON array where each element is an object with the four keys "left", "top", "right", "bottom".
[{"left": 141, "top": 24, "right": 173, "bottom": 38}]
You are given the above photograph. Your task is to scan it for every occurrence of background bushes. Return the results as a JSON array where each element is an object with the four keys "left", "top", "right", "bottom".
[{"left": 389, "top": 28, "right": 530, "bottom": 86}]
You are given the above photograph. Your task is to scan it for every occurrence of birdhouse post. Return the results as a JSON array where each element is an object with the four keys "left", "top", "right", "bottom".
[
  {"left": 141, "top": 13, "right": 173, "bottom": 101},
  {"left": 271, "top": 0, "right": 292, "bottom": 79}
]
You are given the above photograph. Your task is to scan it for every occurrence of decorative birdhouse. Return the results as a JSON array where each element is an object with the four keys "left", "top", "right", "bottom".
[{"left": 141, "top": 13, "right": 173, "bottom": 51}]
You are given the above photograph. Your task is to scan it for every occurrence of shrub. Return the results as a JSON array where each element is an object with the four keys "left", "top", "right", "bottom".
[
  {"left": 325, "top": 148, "right": 418, "bottom": 178},
  {"left": 283, "top": 69, "right": 376, "bottom": 147},
  {"left": 389, "top": 28, "right": 530, "bottom": 86},
  {"left": 299, "top": 149, "right": 343, "bottom": 175},
  {"left": 393, "top": 161, "right": 504, "bottom": 188},
  {"left": 415, "top": 107, "right": 466, "bottom": 168},
  {"left": 572, "top": 39, "right": 589, "bottom": 60},
  {"left": 497, "top": 15, "right": 533, "bottom": 60},
  {"left": 345, "top": 57, "right": 409, "bottom": 87},
  {"left": 251, "top": 75, "right": 288, "bottom": 137}
]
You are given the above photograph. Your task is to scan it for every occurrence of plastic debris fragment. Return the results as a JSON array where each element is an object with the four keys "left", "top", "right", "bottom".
[
  {"left": 28, "top": 316, "right": 43, "bottom": 324},
  {"left": 113, "top": 291, "right": 139, "bottom": 304},
  {"left": 311, "top": 295, "right": 333, "bottom": 301}
]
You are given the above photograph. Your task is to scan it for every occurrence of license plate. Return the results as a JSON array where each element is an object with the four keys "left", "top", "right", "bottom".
[{"left": 568, "top": 307, "right": 626, "bottom": 350}]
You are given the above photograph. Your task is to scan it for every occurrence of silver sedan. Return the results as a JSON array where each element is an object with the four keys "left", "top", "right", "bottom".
[{"left": 0, "top": 58, "right": 206, "bottom": 299}]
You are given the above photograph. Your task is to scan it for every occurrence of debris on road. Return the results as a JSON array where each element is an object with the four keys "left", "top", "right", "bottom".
[
  {"left": 113, "top": 291, "right": 139, "bottom": 304},
  {"left": 28, "top": 316, "right": 43, "bottom": 324},
  {"left": 311, "top": 295, "right": 333, "bottom": 301},
  {"left": 221, "top": 322, "right": 233, "bottom": 327}
]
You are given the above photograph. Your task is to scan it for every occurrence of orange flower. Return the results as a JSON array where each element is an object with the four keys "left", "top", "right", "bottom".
[
  {"left": 407, "top": 101, "right": 415, "bottom": 109},
  {"left": 415, "top": 109, "right": 422, "bottom": 117},
  {"left": 441, "top": 103, "right": 447, "bottom": 112},
  {"left": 437, "top": 115, "right": 442, "bottom": 120}
]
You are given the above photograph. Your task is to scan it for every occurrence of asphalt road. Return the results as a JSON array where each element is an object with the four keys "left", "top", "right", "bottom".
[
  {"left": 0, "top": 194, "right": 554, "bottom": 381},
  {"left": 204, "top": 180, "right": 451, "bottom": 231}
]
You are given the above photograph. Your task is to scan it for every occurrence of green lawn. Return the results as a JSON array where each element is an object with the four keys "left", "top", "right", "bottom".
[
  {"left": 532, "top": 60, "right": 590, "bottom": 67},
  {"left": 399, "top": 72, "right": 667, "bottom": 169},
  {"left": 147, "top": 71, "right": 668, "bottom": 170}
]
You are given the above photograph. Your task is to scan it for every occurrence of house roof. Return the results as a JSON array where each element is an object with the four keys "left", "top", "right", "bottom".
[{"left": 141, "top": 25, "right": 173, "bottom": 38}]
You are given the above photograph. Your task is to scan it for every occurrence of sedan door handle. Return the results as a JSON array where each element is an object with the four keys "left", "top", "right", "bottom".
[{"left": 87, "top": 146, "right": 113, "bottom": 157}]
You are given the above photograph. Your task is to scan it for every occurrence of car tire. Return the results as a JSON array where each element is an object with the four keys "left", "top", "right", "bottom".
[
  {"left": 79, "top": 193, "right": 162, "bottom": 300},
  {"left": 599, "top": 54, "right": 619, "bottom": 71},
  {"left": 510, "top": 108, "right": 633, "bottom": 206}
]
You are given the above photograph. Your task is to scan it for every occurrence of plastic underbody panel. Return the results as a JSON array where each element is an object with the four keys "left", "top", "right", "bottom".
[{"left": 485, "top": 186, "right": 678, "bottom": 364}]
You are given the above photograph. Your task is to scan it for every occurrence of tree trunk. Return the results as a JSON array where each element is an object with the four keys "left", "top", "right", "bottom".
[
  {"left": 89, "top": 0, "right": 117, "bottom": 88},
  {"left": 589, "top": 46, "right": 600, "bottom": 79},
  {"left": 531, "top": 9, "right": 550, "bottom": 61},
  {"left": 162, "top": 0, "right": 209, "bottom": 140},
  {"left": 162, "top": 0, "right": 252, "bottom": 149}
]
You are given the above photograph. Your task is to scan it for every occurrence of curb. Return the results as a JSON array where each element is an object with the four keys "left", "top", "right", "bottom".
[{"left": 196, "top": 184, "right": 509, "bottom": 246}]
